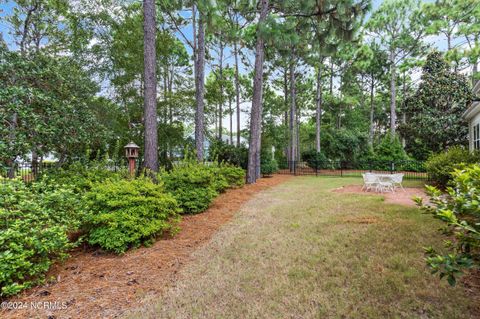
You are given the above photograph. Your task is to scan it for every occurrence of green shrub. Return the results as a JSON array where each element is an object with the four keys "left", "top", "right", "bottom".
[
  {"left": 425, "top": 146, "right": 480, "bottom": 188},
  {"left": 0, "top": 179, "right": 74, "bottom": 296},
  {"left": 83, "top": 177, "right": 180, "bottom": 254},
  {"left": 38, "top": 161, "right": 124, "bottom": 193},
  {"left": 211, "top": 163, "right": 245, "bottom": 188},
  {"left": 301, "top": 150, "right": 327, "bottom": 169},
  {"left": 208, "top": 140, "right": 248, "bottom": 169},
  {"left": 260, "top": 152, "right": 278, "bottom": 176},
  {"left": 374, "top": 134, "right": 409, "bottom": 162},
  {"left": 416, "top": 165, "right": 480, "bottom": 286},
  {"left": 162, "top": 161, "right": 219, "bottom": 214}
]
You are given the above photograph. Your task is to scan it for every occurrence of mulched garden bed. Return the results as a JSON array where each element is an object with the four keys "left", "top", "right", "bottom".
[{"left": 1, "top": 175, "right": 291, "bottom": 319}]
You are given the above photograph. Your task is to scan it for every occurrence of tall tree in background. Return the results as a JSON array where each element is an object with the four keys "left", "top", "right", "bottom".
[
  {"left": 367, "top": 0, "right": 424, "bottom": 137},
  {"left": 421, "top": 0, "right": 478, "bottom": 71},
  {"left": 399, "top": 51, "right": 471, "bottom": 159},
  {"left": 194, "top": 5, "right": 206, "bottom": 161},
  {"left": 246, "top": 0, "right": 270, "bottom": 184},
  {"left": 354, "top": 42, "right": 388, "bottom": 147},
  {"left": 143, "top": 0, "right": 158, "bottom": 172}
]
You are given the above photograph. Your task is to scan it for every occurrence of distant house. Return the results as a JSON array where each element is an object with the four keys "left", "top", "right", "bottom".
[
  {"left": 463, "top": 80, "right": 480, "bottom": 151},
  {"left": 185, "top": 132, "right": 247, "bottom": 158}
]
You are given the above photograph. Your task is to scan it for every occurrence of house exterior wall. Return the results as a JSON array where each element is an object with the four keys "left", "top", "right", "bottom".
[
  {"left": 465, "top": 80, "right": 480, "bottom": 151},
  {"left": 468, "top": 106, "right": 480, "bottom": 151}
]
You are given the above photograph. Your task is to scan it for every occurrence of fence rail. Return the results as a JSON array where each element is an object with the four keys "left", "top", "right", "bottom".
[{"left": 276, "top": 160, "right": 427, "bottom": 179}]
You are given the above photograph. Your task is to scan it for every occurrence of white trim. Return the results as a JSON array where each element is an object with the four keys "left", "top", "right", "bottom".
[
  {"left": 463, "top": 101, "right": 480, "bottom": 120},
  {"left": 474, "top": 80, "right": 480, "bottom": 95}
]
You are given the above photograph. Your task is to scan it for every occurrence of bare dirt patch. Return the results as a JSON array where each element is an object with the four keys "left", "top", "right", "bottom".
[
  {"left": 1, "top": 175, "right": 291, "bottom": 319},
  {"left": 333, "top": 184, "right": 427, "bottom": 207}
]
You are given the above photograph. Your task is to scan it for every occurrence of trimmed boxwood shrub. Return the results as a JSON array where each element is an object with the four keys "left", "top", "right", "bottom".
[
  {"left": 425, "top": 146, "right": 480, "bottom": 188},
  {"left": 83, "top": 177, "right": 181, "bottom": 254}
]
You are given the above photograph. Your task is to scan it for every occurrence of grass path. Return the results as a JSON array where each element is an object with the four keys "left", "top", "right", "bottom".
[{"left": 129, "top": 177, "right": 479, "bottom": 319}]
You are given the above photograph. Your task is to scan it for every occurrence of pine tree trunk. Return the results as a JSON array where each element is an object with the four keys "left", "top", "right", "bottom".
[
  {"left": 401, "top": 72, "right": 406, "bottom": 148},
  {"left": 289, "top": 53, "right": 297, "bottom": 164},
  {"left": 246, "top": 0, "right": 269, "bottom": 184},
  {"left": 389, "top": 49, "right": 397, "bottom": 137},
  {"left": 143, "top": 0, "right": 158, "bottom": 172},
  {"left": 229, "top": 98, "right": 233, "bottom": 144},
  {"left": 218, "top": 40, "right": 224, "bottom": 140},
  {"left": 315, "top": 62, "right": 323, "bottom": 153},
  {"left": 369, "top": 77, "right": 375, "bottom": 147},
  {"left": 284, "top": 66, "right": 289, "bottom": 161},
  {"left": 195, "top": 11, "right": 206, "bottom": 161},
  {"left": 234, "top": 40, "right": 241, "bottom": 147}
]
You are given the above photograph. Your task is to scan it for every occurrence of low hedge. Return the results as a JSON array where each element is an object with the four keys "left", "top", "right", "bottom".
[
  {"left": 425, "top": 146, "right": 480, "bottom": 189},
  {"left": 83, "top": 178, "right": 181, "bottom": 254},
  {"left": 162, "top": 162, "right": 220, "bottom": 214},
  {"left": 162, "top": 161, "right": 245, "bottom": 214},
  {"left": 0, "top": 160, "right": 245, "bottom": 296},
  {"left": 0, "top": 179, "right": 76, "bottom": 296}
]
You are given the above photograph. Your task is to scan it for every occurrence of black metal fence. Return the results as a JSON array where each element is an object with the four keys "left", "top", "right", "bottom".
[{"left": 276, "top": 160, "right": 427, "bottom": 179}]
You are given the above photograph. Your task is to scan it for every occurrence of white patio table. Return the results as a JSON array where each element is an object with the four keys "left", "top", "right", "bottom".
[{"left": 371, "top": 173, "right": 395, "bottom": 193}]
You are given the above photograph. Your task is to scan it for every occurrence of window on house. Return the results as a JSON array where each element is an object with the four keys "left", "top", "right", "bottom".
[{"left": 474, "top": 123, "right": 480, "bottom": 150}]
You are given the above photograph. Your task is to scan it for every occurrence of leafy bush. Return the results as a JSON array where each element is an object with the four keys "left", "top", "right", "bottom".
[
  {"left": 416, "top": 165, "right": 480, "bottom": 286},
  {"left": 208, "top": 140, "right": 248, "bottom": 169},
  {"left": 0, "top": 179, "right": 74, "bottom": 296},
  {"left": 162, "top": 161, "right": 219, "bottom": 214},
  {"left": 83, "top": 178, "right": 180, "bottom": 254},
  {"left": 211, "top": 163, "right": 245, "bottom": 188},
  {"left": 301, "top": 150, "right": 327, "bottom": 169},
  {"left": 38, "top": 161, "right": 124, "bottom": 193},
  {"left": 374, "top": 133, "right": 409, "bottom": 162},
  {"left": 260, "top": 152, "right": 278, "bottom": 176},
  {"left": 425, "top": 146, "right": 480, "bottom": 188}
]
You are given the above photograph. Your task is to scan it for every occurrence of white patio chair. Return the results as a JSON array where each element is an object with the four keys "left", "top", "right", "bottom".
[
  {"left": 376, "top": 179, "right": 394, "bottom": 193},
  {"left": 391, "top": 173, "right": 405, "bottom": 192},
  {"left": 362, "top": 173, "right": 378, "bottom": 192}
]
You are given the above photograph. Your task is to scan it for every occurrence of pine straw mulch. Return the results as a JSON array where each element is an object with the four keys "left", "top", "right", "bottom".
[{"left": 1, "top": 175, "right": 292, "bottom": 319}]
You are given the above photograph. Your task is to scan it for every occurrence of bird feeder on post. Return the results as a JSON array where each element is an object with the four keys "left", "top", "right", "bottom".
[{"left": 124, "top": 142, "right": 140, "bottom": 177}]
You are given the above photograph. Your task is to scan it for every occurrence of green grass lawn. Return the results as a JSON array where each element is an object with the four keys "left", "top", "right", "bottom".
[{"left": 129, "top": 177, "right": 478, "bottom": 319}]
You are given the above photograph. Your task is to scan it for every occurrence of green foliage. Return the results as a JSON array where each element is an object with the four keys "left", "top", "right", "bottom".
[
  {"left": 0, "top": 47, "right": 108, "bottom": 165},
  {"left": 301, "top": 150, "right": 327, "bottom": 169},
  {"left": 38, "top": 161, "right": 125, "bottom": 193},
  {"left": 83, "top": 178, "right": 180, "bottom": 254},
  {"left": 208, "top": 140, "right": 248, "bottom": 169},
  {"left": 260, "top": 151, "right": 279, "bottom": 176},
  {"left": 373, "top": 134, "right": 409, "bottom": 162},
  {"left": 0, "top": 179, "right": 75, "bottom": 296},
  {"left": 416, "top": 165, "right": 480, "bottom": 285},
  {"left": 162, "top": 161, "right": 219, "bottom": 214},
  {"left": 213, "top": 163, "right": 245, "bottom": 188},
  {"left": 425, "top": 146, "right": 480, "bottom": 189},
  {"left": 400, "top": 52, "right": 472, "bottom": 159}
]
